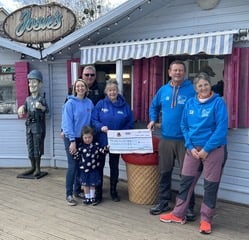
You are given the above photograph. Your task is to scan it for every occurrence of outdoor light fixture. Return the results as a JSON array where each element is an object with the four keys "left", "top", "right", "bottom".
[{"left": 196, "top": 0, "right": 220, "bottom": 10}]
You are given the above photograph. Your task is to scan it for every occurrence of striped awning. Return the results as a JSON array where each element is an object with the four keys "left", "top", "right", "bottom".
[{"left": 80, "top": 30, "right": 238, "bottom": 65}]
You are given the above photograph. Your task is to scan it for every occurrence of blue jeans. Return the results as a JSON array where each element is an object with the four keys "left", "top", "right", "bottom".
[{"left": 64, "top": 137, "right": 80, "bottom": 198}]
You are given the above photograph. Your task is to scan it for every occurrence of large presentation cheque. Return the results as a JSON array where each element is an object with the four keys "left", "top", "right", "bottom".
[{"left": 107, "top": 129, "right": 153, "bottom": 154}]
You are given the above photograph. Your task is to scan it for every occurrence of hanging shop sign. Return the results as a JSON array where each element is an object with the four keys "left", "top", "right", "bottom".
[
  {"left": 1, "top": 65, "right": 15, "bottom": 74},
  {"left": 3, "top": 3, "right": 76, "bottom": 44}
]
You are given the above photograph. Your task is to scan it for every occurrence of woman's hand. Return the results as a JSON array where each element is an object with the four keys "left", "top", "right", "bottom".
[
  {"left": 191, "top": 148, "right": 208, "bottom": 160},
  {"left": 198, "top": 149, "right": 208, "bottom": 160},
  {"left": 101, "top": 126, "right": 108, "bottom": 133},
  {"left": 69, "top": 142, "right": 76, "bottom": 154},
  {"left": 191, "top": 148, "right": 200, "bottom": 159},
  {"left": 60, "top": 131, "right": 64, "bottom": 139}
]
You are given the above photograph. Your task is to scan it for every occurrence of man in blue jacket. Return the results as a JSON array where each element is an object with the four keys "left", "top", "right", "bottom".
[{"left": 147, "top": 60, "right": 196, "bottom": 220}]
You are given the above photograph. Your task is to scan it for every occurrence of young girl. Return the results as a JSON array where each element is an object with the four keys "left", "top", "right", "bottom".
[{"left": 74, "top": 126, "right": 108, "bottom": 205}]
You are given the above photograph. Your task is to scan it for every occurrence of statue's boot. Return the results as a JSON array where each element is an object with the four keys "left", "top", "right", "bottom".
[
  {"left": 22, "top": 157, "right": 35, "bottom": 175},
  {"left": 33, "top": 157, "right": 41, "bottom": 177}
]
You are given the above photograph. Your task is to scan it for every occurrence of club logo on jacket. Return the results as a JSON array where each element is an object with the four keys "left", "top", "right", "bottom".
[
  {"left": 189, "top": 110, "right": 194, "bottom": 115},
  {"left": 177, "top": 95, "right": 188, "bottom": 104},
  {"left": 165, "top": 95, "right": 187, "bottom": 104},
  {"left": 101, "top": 108, "right": 109, "bottom": 113},
  {"left": 201, "top": 109, "right": 210, "bottom": 117}
]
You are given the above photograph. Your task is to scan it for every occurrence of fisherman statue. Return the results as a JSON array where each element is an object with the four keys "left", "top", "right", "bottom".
[{"left": 18, "top": 69, "right": 49, "bottom": 178}]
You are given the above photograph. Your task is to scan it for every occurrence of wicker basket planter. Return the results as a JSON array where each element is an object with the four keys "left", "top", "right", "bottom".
[{"left": 122, "top": 137, "right": 160, "bottom": 205}]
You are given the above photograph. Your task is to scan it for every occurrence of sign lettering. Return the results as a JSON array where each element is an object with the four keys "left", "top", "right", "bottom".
[{"left": 16, "top": 9, "right": 63, "bottom": 37}]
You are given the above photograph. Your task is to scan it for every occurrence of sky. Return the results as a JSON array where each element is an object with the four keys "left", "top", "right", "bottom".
[
  {"left": 0, "top": 0, "right": 128, "bottom": 13},
  {"left": 0, "top": 0, "right": 21, "bottom": 12}
]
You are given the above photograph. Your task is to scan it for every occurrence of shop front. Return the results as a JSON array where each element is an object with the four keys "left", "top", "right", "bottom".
[
  {"left": 78, "top": 0, "right": 249, "bottom": 205},
  {"left": 0, "top": 0, "right": 249, "bottom": 204}
]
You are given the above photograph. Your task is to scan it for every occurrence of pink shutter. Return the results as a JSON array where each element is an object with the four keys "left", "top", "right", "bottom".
[
  {"left": 15, "top": 62, "right": 29, "bottom": 115},
  {"left": 133, "top": 57, "right": 163, "bottom": 122},
  {"left": 224, "top": 48, "right": 249, "bottom": 128},
  {"left": 149, "top": 56, "right": 163, "bottom": 101},
  {"left": 141, "top": 58, "right": 150, "bottom": 121},
  {"left": 133, "top": 60, "right": 142, "bottom": 120},
  {"left": 238, "top": 49, "right": 249, "bottom": 127}
]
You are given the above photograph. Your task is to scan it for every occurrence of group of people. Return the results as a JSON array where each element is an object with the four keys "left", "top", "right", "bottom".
[
  {"left": 148, "top": 60, "right": 228, "bottom": 234},
  {"left": 19, "top": 61, "right": 227, "bottom": 235},
  {"left": 61, "top": 61, "right": 227, "bottom": 234},
  {"left": 61, "top": 65, "right": 134, "bottom": 206}
]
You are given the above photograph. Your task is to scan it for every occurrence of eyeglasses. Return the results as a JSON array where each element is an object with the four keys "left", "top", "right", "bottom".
[{"left": 84, "top": 73, "right": 95, "bottom": 77}]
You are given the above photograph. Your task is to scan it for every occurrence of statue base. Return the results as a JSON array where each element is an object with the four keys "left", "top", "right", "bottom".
[{"left": 17, "top": 171, "right": 48, "bottom": 179}]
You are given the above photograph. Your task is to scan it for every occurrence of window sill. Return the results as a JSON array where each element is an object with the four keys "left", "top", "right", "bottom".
[{"left": 0, "top": 114, "right": 19, "bottom": 119}]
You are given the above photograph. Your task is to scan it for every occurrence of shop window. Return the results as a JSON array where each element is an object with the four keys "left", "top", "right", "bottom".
[
  {"left": 0, "top": 65, "right": 16, "bottom": 114},
  {"left": 95, "top": 64, "right": 132, "bottom": 107},
  {"left": 187, "top": 59, "right": 208, "bottom": 80},
  {"left": 107, "top": 66, "right": 132, "bottom": 107},
  {"left": 184, "top": 58, "right": 224, "bottom": 87}
]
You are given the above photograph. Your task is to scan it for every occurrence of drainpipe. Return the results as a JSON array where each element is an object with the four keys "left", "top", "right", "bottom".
[{"left": 48, "top": 63, "right": 56, "bottom": 168}]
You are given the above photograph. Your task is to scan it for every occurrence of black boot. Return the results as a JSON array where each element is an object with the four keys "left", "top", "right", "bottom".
[
  {"left": 150, "top": 171, "right": 172, "bottom": 215},
  {"left": 33, "top": 157, "right": 41, "bottom": 177},
  {"left": 110, "top": 182, "right": 120, "bottom": 202},
  {"left": 22, "top": 157, "right": 35, "bottom": 175},
  {"left": 95, "top": 185, "right": 103, "bottom": 203}
]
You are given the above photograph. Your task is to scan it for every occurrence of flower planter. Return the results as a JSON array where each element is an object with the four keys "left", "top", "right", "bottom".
[{"left": 122, "top": 137, "right": 160, "bottom": 205}]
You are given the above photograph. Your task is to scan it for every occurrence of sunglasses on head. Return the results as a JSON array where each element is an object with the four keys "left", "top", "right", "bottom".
[{"left": 84, "top": 73, "right": 95, "bottom": 77}]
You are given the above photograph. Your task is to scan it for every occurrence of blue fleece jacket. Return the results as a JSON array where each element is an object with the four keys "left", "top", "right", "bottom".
[
  {"left": 61, "top": 95, "right": 94, "bottom": 141},
  {"left": 181, "top": 93, "right": 228, "bottom": 153},
  {"left": 91, "top": 94, "right": 134, "bottom": 146},
  {"left": 149, "top": 79, "right": 195, "bottom": 140}
]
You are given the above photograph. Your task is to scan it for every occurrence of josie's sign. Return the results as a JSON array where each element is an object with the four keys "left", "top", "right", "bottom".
[{"left": 3, "top": 3, "right": 76, "bottom": 44}]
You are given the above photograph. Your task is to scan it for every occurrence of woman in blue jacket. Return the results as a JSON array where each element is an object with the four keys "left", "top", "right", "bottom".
[
  {"left": 160, "top": 72, "right": 228, "bottom": 234},
  {"left": 62, "top": 79, "right": 94, "bottom": 206},
  {"left": 92, "top": 79, "right": 134, "bottom": 202}
]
